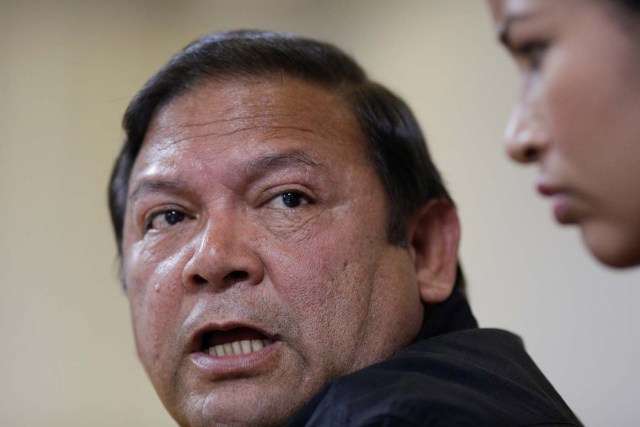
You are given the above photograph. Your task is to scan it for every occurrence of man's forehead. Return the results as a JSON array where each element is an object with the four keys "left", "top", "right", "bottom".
[
  {"left": 150, "top": 78, "right": 350, "bottom": 137},
  {"left": 136, "top": 77, "right": 367, "bottom": 171},
  {"left": 132, "top": 77, "right": 368, "bottom": 178}
]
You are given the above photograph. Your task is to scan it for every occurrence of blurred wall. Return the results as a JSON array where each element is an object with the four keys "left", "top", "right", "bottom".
[{"left": 2, "top": 1, "right": 639, "bottom": 425}]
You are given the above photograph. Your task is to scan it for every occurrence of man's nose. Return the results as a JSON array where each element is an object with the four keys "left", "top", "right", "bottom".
[
  {"left": 504, "top": 102, "right": 549, "bottom": 164},
  {"left": 181, "top": 218, "right": 265, "bottom": 292}
]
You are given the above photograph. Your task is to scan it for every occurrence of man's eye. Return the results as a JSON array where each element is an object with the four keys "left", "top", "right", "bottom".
[
  {"left": 146, "top": 209, "right": 186, "bottom": 230},
  {"left": 272, "top": 191, "right": 310, "bottom": 209}
]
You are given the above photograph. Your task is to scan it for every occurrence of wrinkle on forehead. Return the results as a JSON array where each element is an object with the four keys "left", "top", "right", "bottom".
[
  {"left": 152, "top": 125, "right": 317, "bottom": 151},
  {"left": 146, "top": 79, "right": 351, "bottom": 151}
]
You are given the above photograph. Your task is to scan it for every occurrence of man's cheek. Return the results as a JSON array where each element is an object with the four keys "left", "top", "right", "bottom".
[
  {"left": 127, "top": 272, "right": 181, "bottom": 371},
  {"left": 270, "top": 237, "right": 349, "bottom": 304}
]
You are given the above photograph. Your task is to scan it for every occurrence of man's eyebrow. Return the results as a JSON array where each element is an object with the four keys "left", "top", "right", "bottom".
[
  {"left": 243, "top": 150, "right": 320, "bottom": 177},
  {"left": 128, "top": 152, "right": 320, "bottom": 202},
  {"left": 128, "top": 180, "right": 188, "bottom": 203}
]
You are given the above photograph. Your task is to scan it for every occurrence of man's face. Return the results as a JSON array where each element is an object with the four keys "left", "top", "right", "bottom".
[{"left": 122, "top": 77, "right": 424, "bottom": 426}]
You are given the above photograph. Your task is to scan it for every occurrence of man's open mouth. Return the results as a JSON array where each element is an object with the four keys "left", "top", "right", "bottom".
[{"left": 201, "top": 327, "right": 274, "bottom": 357}]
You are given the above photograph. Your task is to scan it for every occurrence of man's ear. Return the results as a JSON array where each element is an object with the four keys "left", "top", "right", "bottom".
[{"left": 407, "top": 199, "right": 460, "bottom": 304}]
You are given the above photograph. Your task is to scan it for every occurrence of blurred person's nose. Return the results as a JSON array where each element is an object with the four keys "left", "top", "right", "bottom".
[{"left": 504, "top": 102, "right": 549, "bottom": 164}]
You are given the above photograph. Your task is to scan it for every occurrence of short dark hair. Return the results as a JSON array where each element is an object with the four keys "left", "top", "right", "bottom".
[
  {"left": 613, "top": 0, "right": 640, "bottom": 12},
  {"left": 606, "top": 0, "right": 640, "bottom": 29},
  {"left": 108, "top": 30, "right": 465, "bottom": 290}
]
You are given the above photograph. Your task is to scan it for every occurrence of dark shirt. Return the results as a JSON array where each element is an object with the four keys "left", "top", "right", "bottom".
[{"left": 287, "top": 289, "right": 581, "bottom": 426}]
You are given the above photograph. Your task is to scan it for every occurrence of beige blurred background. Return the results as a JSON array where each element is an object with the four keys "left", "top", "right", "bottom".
[{"left": 2, "top": 1, "right": 640, "bottom": 425}]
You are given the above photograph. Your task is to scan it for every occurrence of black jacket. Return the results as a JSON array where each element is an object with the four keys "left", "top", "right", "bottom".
[{"left": 287, "top": 289, "right": 581, "bottom": 426}]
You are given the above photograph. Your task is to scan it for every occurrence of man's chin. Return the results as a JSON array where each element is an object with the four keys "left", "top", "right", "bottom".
[{"left": 168, "top": 385, "right": 311, "bottom": 427}]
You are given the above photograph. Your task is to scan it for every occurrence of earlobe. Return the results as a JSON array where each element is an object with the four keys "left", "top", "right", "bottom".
[{"left": 408, "top": 199, "right": 460, "bottom": 304}]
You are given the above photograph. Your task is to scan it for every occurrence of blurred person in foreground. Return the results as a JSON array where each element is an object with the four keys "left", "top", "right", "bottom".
[
  {"left": 487, "top": 0, "right": 640, "bottom": 269},
  {"left": 108, "top": 30, "right": 580, "bottom": 426}
]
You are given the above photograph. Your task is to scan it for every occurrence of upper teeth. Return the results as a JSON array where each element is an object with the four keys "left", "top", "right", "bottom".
[{"left": 208, "top": 339, "right": 273, "bottom": 357}]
